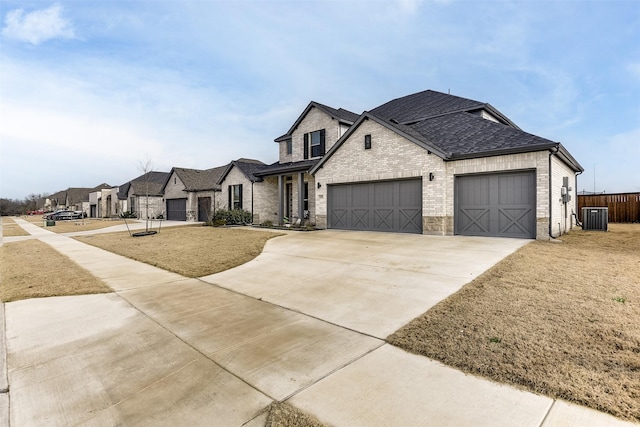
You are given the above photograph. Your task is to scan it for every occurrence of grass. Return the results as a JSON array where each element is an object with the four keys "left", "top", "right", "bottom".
[
  {"left": 1, "top": 217, "right": 29, "bottom": 237},
  {"left": 74, "top": 226, "right": 283, "bottom": 277},
  {"left": 266, "top": 402, "right": 328, "bottom": 427},
  {"left": 40, "top": 218, "right": 129, "bottom": 233},
  {"left": 0, "top": 239, "right": 112, "bottom": 302},
  {"left": 388, "top": 224, "right": 640, "bottom": 422}
]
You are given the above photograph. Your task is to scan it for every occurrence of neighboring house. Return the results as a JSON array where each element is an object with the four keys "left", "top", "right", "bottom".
[
  {"left": 88, "top": 185, "right": 119, "bottom": 218},
  {"left": 254, "top": 101, "right": 360, "bottom": 225},
  {"left": 308, "top": 89, "right": 583, "bottom": 239},
  {"left": 118, "top": 171, "right": 169, "bottom": 220},
  {"left": 48, "top": 184, "right": 110, "bottom": 215},
  {"left": 217, "top": 158, "right": 274, "bottom": 224},
  {"left": 161, "top": 165, "right": 228, "bottom": 221}
]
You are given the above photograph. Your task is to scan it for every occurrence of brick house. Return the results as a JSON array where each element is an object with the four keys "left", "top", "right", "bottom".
[
  {"left": 309, "top": 90, "right": 583, "bottom": 239},
  {"left": 253, "top": 102, "right": 360, "bottom": 225},
  {"left": 216, "top": 159, "right": 275, "bottom": 224},
  {"left": 162, "top": 166, "right": 227, "bottom": 221},
  {"left": 117, "top": 171, "right": 169, "bottom": 220}
]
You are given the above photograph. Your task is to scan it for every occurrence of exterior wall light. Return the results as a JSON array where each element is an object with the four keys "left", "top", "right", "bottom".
[
  {"left": 317, "top": 182, "right": 321, "bottom": 189},
  {"left": 429, "top": 172, "right": 434, "bottom": 181}
]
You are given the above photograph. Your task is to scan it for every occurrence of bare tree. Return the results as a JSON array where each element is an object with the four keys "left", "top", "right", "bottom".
[{"left": 138, "top": 157, "right": 153, "bottom": 233}]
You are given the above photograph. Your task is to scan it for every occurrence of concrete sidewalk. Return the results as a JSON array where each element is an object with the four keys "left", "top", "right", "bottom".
[{"left": 3, "top": 219, "right": 636, "bottom": 426}]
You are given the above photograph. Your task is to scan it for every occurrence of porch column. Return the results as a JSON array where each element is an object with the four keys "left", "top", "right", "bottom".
[
  {"left": 298, "top": 172, "right": 305, "bottom": 225},
  {"left": 278, "top": 175, "right": 284, "bottom": 225}
]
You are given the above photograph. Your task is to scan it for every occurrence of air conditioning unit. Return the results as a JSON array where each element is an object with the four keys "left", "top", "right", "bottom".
[{"left": 582, "top": 207, "right": 608, "bottom": 231}]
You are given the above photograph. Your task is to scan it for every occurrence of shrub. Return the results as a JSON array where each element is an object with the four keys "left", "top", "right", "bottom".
[
  {"left": 211, "top": 209, "right": 252, "bottom": 225},
  {"left": 260, "top": 220, "right": 274, "bottom": 227}
]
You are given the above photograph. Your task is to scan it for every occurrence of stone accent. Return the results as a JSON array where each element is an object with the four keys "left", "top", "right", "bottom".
[{"left": 423, "top": 216, "right": 453, "bottom": 235}]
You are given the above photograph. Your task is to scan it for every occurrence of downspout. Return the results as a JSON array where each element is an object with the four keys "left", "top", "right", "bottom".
[
  {"left": 548, "top": 146, "right": 559, "bottom": 239},
  {"left": 574, "top": 169, "right": 583, "bottom": 227}
]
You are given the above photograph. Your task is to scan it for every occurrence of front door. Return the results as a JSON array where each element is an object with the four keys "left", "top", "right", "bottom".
[{"left": 198, "top": 197, "right": 211, "bottom": 222}]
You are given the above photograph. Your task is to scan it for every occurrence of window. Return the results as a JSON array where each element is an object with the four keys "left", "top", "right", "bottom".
[
  {"left": 304, "top": 129, "right": 325, "bottom": 159},
  {"left": 364, "top": 134, "right": 372, "bottom": 149},
  {"left": 130, "top": 197, "right": 135, "bottom": 213},
  {"left": 286, "top": 139, "right": 292, "bottom": 155},
  {"left": 229, "top": 184, "right": 243, "bottom": 210},
  {"left": 303, "top": 182, "right": 309, "bottom": 211}
]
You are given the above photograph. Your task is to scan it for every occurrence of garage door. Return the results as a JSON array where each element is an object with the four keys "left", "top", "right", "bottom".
[
  {"left": 328, "top": 179, "right": 422, "bottom": 234},
  {"left": 166, "top": 198, "right": 187, "bottom": 221},
  {"left": 455, "top": 171, "right": 536, "bottom": 238}
]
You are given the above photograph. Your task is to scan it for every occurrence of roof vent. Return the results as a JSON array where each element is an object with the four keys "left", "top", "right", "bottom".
[{"left": 582, "top": 207, "right": 608, "bottom": 231}]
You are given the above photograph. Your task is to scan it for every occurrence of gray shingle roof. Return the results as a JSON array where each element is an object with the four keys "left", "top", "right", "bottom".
[
  {"left": 311, "top": 89, "right": 584, "bottom": 175},
  {"left": 406, "top": 111, "right": 558, "bottom": 158},
  {"left": 275, "top": 101, "right": 359, "bottom": 142},
  {"left": 254, "top": 159, "right": 319, "bottom": 177},
  {"left": 173, "top": 166, "right": 227, "bottom": 191},
  {"left": 314, "top": 102, "right": 360, "bottom": 123},
  {"left": 217, "top": 159, "right": 268, "bottom": 184},
  {"left": 370, "top": 90, "right": 486, "bottom": 124},
  {"left": 128, "top": 171, "right": 169, "bottom": 196}
]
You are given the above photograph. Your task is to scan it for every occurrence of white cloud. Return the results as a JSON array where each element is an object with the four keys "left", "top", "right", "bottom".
[{"left": 2, "top": 3, "right": 75, "bottom": 45}]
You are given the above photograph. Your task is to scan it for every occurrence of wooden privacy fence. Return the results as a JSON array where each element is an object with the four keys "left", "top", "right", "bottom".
[{"left": 577, "top": 193, "right": 640, "bottom": 223}]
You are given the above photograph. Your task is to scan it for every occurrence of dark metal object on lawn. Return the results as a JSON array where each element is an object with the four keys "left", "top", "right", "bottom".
[{"left": 132, "top": 231, "right": 158, "bottom": 237}]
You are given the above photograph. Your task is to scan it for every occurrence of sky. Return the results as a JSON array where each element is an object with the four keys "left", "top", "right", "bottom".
[{"left": 0, "top": 0, "right": 638, "bottom": 200}]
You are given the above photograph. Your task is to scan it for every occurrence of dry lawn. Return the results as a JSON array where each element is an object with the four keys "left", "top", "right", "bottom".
[
  {"left": 0, "top": 239, "right": 112, "bottom": 302},
  {"left": 1, "top": 217, "right": 29, "bottom": 237},
  {"left": 388, "top": 224, "right": 640, "bottom": 422},
  {"left": 41, "top": 219, "right": 129, "bottom": 233},
  {"left": 266, "top": 402, "right": 328, "bottom": 427},
  {"left": 74, "top": 226, "right": 283, "bottom": 277}
]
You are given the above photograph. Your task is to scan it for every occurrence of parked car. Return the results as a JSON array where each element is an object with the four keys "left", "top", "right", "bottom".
[
  {"left": 45, "top": 210, "right": 83, "bottom": 220},
  {"left": 43, "top": 210, "right": 64, "bottom": 220},
  {"left": 58, "top": 211, "right": 83, "bottom": 220}
]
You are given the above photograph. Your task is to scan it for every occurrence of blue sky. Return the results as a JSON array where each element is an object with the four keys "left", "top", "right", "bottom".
[{"left": 1, "top": 0, "right": 638, "bottom": 200}]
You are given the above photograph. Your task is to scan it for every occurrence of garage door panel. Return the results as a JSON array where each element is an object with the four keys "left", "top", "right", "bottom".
[
  {"left": 166, "top": 198, "right": 187, "bottom": 221},
  {"left": 351, "top": 208, "right": 370, "bottom": 229},
  {"left": 328, "top": 179, "right": 422, "bottom": 234},
  {"left": 456, "top": 171, "right": 535, "bottom": 238},
  {"left": 399, "top": 208, "right": 421, "bottom": 232},
  {"left": 373, "top": 209, "right": 394, "bottom": 230}
]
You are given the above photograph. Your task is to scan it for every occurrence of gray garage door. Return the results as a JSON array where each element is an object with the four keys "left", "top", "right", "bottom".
[
  {"left": 328, "top": 179, "right": 422, "bottom": 234},
  {"left": 166, "top": 198, "right": 187, "bottom": 221},
  {"left": 455, "top": 171, "right": 536, "bottom": 238}
]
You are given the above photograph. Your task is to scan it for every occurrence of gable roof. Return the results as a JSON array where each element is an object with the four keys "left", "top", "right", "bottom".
[
  {"left": 122, "top": 171, "right": 169, "bottom": 197},
  {"left": 49, "top": 184, "right": 112, "bottom": 205},
  {"left": 274, "top": 101, "right": 359, "bottom": 142},
  {"left": 164, "top": 166, "right": 228, "bottom": 192},
  {"left": 217, "top": 158, "right": 267, "bottom": 184},
  {"left": 370, "top": 89, "right": 520, "bottom": 129},
  {"left": 310, "top": 91, "right": 583, "bottom": 174}
]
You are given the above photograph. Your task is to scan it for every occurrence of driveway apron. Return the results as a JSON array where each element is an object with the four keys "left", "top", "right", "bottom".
[{"left": 201, "top": 230, "right": 530, "bottom": 339}]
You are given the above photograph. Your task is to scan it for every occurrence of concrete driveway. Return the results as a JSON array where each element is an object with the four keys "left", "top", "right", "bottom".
[
  {"left": 201, "top": 230, "right": 529, "bottom": 339},
  {"left": 5, "top": 222, "right": 634, "bottom": 426}
]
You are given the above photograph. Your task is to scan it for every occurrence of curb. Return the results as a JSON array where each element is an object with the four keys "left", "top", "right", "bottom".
[{"left": 0, "top": 302, "right": 7, "bottom": 394}]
